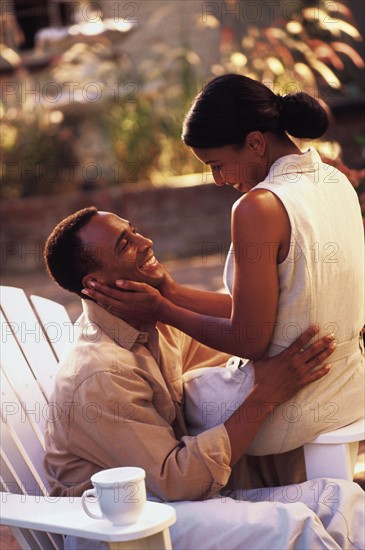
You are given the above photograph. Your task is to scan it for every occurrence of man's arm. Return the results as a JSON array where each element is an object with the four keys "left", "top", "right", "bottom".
[
  {"left": 67, "top": 367, "right": 232, "bottom": 502},
  {"left": 61, "top": 327, "right": 333, "bottom": 502}
]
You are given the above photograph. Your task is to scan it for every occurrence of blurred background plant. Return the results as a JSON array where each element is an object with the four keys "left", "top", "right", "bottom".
[
  {"left": 213, "top": 0, "right": 365, "bottom": 218},
  {"left": 217, "top": 0, "right": 364, "bottom": 97},
  {"left": 0, "top": 0, "right": 364, "bottom": 200}
]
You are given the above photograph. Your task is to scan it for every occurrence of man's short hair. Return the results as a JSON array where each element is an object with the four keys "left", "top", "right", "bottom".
[{"left": 44, "top": 206, "right": 101, "bottom": 296}]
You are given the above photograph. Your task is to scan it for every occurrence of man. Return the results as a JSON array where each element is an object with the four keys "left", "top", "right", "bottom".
[{"left": 43, "top": 206, "right": 364, "bottom": 550}]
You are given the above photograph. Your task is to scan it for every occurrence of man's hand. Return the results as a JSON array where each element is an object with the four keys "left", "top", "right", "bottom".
[
  {"left": 225, "top": 325, "right": 335, "bottom": 465},
  {"left": 252, "top": 324, "right": 335, "bottom": 408}
]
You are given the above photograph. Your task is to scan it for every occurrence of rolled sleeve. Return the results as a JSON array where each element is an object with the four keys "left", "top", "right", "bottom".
[
  {"left": 195, "top": 424, "right": 232, "bottom": 494},
  {"left": 45, "top": 320, "right": 234, "bottom": 503},
  {"left": 54, "top": 367, "right": 232, "bottom": 502}
]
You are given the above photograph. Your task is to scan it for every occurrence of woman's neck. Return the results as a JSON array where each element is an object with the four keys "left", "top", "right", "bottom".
[{"left": 265, "top": 133, "right": 302, "bottom": 171}]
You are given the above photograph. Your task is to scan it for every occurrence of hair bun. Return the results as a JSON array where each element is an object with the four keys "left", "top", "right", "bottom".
[{"left": 277, "top": 92, "right": 328, "bottom": 139}]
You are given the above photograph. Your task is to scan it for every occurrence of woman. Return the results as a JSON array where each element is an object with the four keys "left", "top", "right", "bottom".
[{"left": 85, "top": 74, "right": 364, "bottom": 455}]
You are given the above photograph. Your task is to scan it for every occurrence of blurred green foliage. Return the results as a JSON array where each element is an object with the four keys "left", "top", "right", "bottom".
[{"left": 0, "top": 0, "right": 364, "bottom": 198}]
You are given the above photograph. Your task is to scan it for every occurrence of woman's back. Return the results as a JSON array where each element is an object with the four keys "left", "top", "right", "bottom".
[
  {"left": 224, "top": 148, "right": 364, "bottom": 454},
  {"left": 258, "top": 148, "right": 363, "bottom": 348}
]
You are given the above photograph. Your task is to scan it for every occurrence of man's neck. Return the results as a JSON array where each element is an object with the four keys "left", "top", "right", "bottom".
[{"left": 120, "top": 314, "right": 157, "bottom": 333}]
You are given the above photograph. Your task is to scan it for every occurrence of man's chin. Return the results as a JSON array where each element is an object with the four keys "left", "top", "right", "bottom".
[
  {"left": 128, "top": 269, "right": 165, "bottom": 288},
  {"left": 144, "top": 274, "right": 165, "bottom": 288}
]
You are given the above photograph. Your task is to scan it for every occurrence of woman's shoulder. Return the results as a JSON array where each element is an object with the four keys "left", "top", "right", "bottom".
[
  {"left": 233, "top": 188, "right": 285, "bottom": 216},
  {"left": 232, "top": 189, "right": 290, "bottom": 242}
]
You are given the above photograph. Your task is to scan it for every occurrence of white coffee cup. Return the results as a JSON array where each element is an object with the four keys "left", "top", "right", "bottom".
[{"left": 82, "top": 467, "right": 147, "bottom": 526}]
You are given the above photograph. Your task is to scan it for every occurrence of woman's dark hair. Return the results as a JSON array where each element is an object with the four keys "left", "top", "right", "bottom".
[
  {"left": 44, "top": 206, "right": 101, "bottom": 297},
  {"left": 182, "top": 74, "right": 328, "bottom": 148}
]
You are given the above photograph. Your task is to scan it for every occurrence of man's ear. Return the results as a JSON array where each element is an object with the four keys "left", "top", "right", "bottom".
[
  {"left": 246, "top": 131, "right": 266, "bottom": 156},
  {"left": 82, "top": 274, "right": 98, "bottom": 289}
]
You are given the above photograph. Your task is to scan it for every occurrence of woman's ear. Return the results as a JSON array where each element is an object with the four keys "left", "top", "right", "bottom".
[{"left": 246, "top": 131, "right": 266, "bottom": 156}]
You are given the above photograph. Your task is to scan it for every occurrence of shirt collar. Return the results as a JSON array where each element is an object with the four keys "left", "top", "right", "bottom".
[
  {"left": 267, "top": 147, "right": 321, "bottom": 180},
  {"left": 81, "top": 299, "right": 150, "bottom": 350}
]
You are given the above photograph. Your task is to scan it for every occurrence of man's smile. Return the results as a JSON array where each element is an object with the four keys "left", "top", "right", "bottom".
[{"left": 140, "top": 254, "right": 159, "bottom": 270}]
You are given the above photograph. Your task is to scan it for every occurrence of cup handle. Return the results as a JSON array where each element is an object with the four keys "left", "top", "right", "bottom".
[{"left": 82, "top": 488, "right": 103, "bottom": 520}]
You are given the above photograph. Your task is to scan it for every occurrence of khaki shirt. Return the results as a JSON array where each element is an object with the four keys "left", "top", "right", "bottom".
[{"left": 44, "top": 300, "right": 232, "bottom": 501}]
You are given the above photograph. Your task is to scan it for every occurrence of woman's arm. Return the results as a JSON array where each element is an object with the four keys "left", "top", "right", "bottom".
[
  {"left": 159, "top": 274, "right": 232, "bottom": 318},
  {"left": 84, "top": 190, "right": 289, "bottom": 359},
  {"left": 228, "top": 189, "right": 291, "bottom": 358},
  {"left": 157, "top": 190, "right": 289, "bottom": 359}
]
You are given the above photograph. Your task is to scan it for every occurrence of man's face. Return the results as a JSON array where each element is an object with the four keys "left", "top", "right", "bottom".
[{"left": 79, "top": 212, "right": 165, "bottom": 287}]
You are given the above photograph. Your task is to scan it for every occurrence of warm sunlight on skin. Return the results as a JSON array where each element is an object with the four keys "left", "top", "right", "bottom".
[
  {"left": 191, "top": 131, "right": 302, "bottom": 193},
  {"left": 192, "top": 143, "right": 262, "bottom": 193},
  {"left": 79, "top": 212, "right": 165, "bottom": 289}
]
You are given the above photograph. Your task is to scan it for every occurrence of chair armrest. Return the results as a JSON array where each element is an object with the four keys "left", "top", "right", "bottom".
[
  {"left": 0, "top": 493, "right": 176, "bottom": 544},
  {"left": 307, "top": 418, "right": 365, "bottom": 445}
]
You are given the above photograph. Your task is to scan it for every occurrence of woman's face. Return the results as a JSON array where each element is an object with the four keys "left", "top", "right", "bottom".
[{"left": 192, "top": 142, "right": 266, "bottom": 193}]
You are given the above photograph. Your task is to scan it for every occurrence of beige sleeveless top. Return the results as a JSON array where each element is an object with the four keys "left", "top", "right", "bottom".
[{"left": 223, "top": 148, "right": 364, "bottom": 454}]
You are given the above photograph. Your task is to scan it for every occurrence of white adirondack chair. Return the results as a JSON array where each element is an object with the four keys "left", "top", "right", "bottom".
[
  {"left": 0, "top": 286, "right": 364, "bottom": 548},
  {"left": 0, "top": 286, "right": 175, "bottom": 549}
]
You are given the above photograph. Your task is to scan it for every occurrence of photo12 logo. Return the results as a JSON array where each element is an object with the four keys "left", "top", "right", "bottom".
[
  {"left": 1, "top": 82, "right": 140, "bottom": 105},
  {"left": 201, "top": 1, "right": 340, "bottom": 24},
  {"left": 1, "top": 2, "right": 139, "bottom": 24}
]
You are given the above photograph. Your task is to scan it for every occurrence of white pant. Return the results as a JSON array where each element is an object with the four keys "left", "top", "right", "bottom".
[
  {"left": 183, "top": 353, "right": 365, "bottom": 456},
  {"left": 183, "top": 358, "right": 254, "bottom": 435},
  {"left": 65, "top": 478, "right": 365, "bottom": 550}
]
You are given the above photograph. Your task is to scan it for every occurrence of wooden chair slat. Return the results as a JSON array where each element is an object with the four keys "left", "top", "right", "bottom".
[
  {"left": 30, "top": 295, "right": 75, "bottom": 362},
  {"left": 0, "top": 286, "right": 58, "bottom": 399},
  {"left": 0, "top": 370, "right": 48, "bottom": 491},
  {"left": 0, "top": 430, "right": 46, "bottom": 496},
  {"left": 1, "top": 310, "right": 48, "bottom": 436},
  {"left": 1, "top": 285, "right": 362, "bottom": 546}
]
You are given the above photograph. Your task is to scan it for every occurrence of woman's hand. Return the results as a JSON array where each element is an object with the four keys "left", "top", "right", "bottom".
[
  {"left": 82, "top": 279, "right": 167, "bottom": 323},
  {"left": 156, "top": 269, "right": 179, "bottom": 300},
  {"left": 253, "top": 325, "right": 336, "bottom": 407}
]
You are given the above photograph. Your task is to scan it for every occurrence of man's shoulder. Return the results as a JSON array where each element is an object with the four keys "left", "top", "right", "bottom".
[
  {"left": 54, "top": 328, "right": 138, "bottom": 393},
  {"left": 156, "top": 322, "right": 184, "bottom": 340}
]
